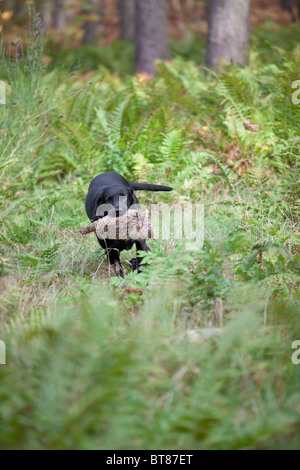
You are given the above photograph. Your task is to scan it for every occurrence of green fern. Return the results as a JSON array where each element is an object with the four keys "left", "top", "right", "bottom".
[
  {"left": 95, "top": 99, "right": 128, "bottom": 146},
  {"left": 2, "top": 220, "right": 33, "bottom": 247},
  {"left": 160, "top": 129, "right": 183, "bottom": 162}
]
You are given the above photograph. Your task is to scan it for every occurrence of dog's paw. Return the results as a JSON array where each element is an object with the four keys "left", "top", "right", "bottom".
[
  {"left": 129, "top": 258, "right": 146, "bottom": 273},
  {"left": 129, "top": 258, "right": 138, "bottom": 271},
  {"left": 113, "top": 261, "right": 124, "bottom": 278}
]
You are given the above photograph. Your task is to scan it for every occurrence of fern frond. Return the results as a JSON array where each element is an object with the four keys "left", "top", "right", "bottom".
[
  {"left": 108, "top": 99, "right": 128, "bottom": 143},
  {"left": 95, "top": 99, "right": 128, "bottom": 146},
  {"left": 160, "top": 130, "right": 183, "bottom": 161},
  {"left": 95, "top": 107, "right": 111, "bottom": 143},
  {"left": 4, "top": 220, "right": 33, "bottom": 246}
]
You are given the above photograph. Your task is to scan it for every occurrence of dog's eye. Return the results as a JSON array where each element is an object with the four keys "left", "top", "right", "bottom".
[{"left": 105, "top": 197, "right": 112, "bottom": 203}]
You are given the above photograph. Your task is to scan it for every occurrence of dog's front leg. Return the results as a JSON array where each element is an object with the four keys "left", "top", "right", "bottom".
[
  {"left": 130, "top": 240, "right": 150, "bottom": 273},
  {"left": 106, "top": 248, "right": 124, "bottom": 278}
]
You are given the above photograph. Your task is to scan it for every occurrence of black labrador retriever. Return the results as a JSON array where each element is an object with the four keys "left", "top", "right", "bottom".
[{"left": 85, "top": 172, "right": 173, "bottom": 277}]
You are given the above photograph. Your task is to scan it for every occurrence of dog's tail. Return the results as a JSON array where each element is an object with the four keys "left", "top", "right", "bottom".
[{"left": 129, "top": 182, "right": 173, "bottom": 192}]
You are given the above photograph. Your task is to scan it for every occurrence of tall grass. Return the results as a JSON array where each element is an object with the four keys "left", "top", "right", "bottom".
[{"left": 0, "top": 13, "right": 299, "bottom": 449}]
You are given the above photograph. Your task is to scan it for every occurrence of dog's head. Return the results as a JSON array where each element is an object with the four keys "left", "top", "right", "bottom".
[{"left": 95, "top": 184, "right": 138, "bottom": 218}]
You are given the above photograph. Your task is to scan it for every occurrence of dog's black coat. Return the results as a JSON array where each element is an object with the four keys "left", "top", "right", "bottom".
[{"left": 85, "top": 172, "right": 173, "bottom": 277}]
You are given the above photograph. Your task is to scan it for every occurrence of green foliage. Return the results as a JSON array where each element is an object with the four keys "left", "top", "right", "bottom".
[
  {"left": 47, "top": 41, "right": 135, "bottom": 76},
  {"left": 0, "top": 16, "right": 299, "bottom": 450},
  {"left": 0, "top": 285, "right": 299, "bottom": 450}
]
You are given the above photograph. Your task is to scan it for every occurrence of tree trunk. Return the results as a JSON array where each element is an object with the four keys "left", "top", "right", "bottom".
[
  {"left": 53, "top": 0, "right": 66, "bottom": 29},
  {"left": 280, "top": 0, "right": 300, "bottom": 22},
  {"left": 82, "top": 0, "right": 102, "bottom": 44},
  {"left": 135, "top": 0, "right": 170, "bottom": 77},
  {"left": 206, "top": 0, "right": 250, "bottom": 70},
  {"left": 118, "top": 0, "right": 136, "bottom": 39},
  {"left": 39, "top": 0, "right": 53, "bottom": 31},
  {"left": 14, "top": 0, "right": 26, "bottom": 20},
  {"left": 65, "top": 0, "right": 75, "bottom": 23}
]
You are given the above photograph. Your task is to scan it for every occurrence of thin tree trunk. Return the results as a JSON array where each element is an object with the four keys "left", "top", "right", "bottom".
[
  {"left": 135, "top": 0, "right": 170, "bottom": 77},
  {"left": 118, "top": 0, "right": 136, "bottom": 39},
  {"left": 82, "top": 0, "right": 102, "bottom": 44},
  {"left": 280, "top": 0, "right": 300, "bottom": 22},
  {"left": 53, "top": 0, "right": 66, "bottom": 29},
  {"left": 65, "top": 0, "right": 75, "bottom": 23},
  {"left": 14, "top": 0, "right": 26, "bottom": 19},
  {"left": 39, "top": 0, "right": 53, "bottom": 31},
  {"left": 206, "top": 0, "right": 250, "bottom": 70}
]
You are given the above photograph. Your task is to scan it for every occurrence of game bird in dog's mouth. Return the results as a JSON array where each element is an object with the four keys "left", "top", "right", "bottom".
[{"left": 82, "top": 172, "right": 173, "bottom": 277}]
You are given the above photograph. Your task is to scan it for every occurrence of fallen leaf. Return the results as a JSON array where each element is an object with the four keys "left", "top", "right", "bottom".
[
  {"left": 1, "top": 11, "right": 13, "bottom": 21},
  {"left": 124, "top": 287, "right": 144, "bottom": 295}
]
